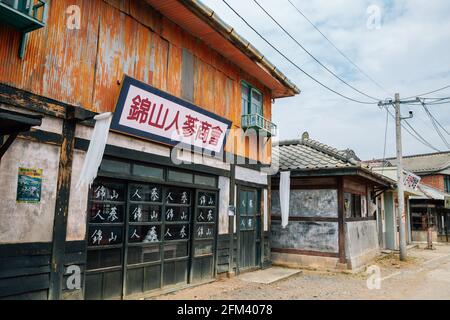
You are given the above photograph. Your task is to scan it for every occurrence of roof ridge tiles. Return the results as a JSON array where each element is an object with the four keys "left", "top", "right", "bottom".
[{"left": 301, "top": 137, "right": 358, "bottom": 165}]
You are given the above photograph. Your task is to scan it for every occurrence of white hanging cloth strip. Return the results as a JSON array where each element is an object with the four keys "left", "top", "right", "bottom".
[
  {"left": 280, "top": 171, "right": 291, "bottom": 228},
  {"left": 76, "top": 112, "right": 113, "bottom": 190}
]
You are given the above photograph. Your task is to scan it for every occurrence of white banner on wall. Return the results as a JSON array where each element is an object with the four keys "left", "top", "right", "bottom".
[
  {"left": 280, "top": 171, "right": 291, "bottom": 228},
  {"left": 76, "top": 112, "right": 113, "bottom": 189}
]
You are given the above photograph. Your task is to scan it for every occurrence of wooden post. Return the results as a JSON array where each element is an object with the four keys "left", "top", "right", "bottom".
[
  {"left": 228, "top": 164, "right": 235, "bottom": 276},
  {"left": 48, "top": 114, "right": 76, "bottom": 300},
  {"left": 337, "top": 177, "right": 346, "bottom": 265},
  {"left": 426, "top": 207, "right": 433, "bottom": 250}
]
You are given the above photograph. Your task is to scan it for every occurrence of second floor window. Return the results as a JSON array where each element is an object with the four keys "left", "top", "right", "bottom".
[{"left": 241, "top": 82, "right": 263, "bottom": 117}]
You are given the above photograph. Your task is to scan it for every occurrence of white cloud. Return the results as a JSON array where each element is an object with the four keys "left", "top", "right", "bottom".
[{"left": 202, "top": 0, "right": 450, "bottom": 159}]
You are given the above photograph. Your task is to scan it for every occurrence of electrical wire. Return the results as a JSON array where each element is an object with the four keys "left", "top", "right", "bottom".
[
  {"left": 403, "top": 97, "right": 450, "bottom": 105},
  {"left": 221, "top": 0, "right": 378, "bottom": 105},
  {"left": 404, "top": 84, "right": 450, "bottom": 99},
  {"left": 385, "top": 105, "right": 441, "bottom": 152},
  {"left": 421, "top": 105, "right": 450, "bottom": 149},
  {"left": 419, "top": 101, "right": 450, "bottom": 147},
  {"left": 285, "top": 0, "right": 391, "bottom": 97},
  {"left": 404, "top": 103, "right": 450, "bottom": 136},
  {"left": 252, "top": 0, "right": 382, "bottom": 102},
  {"left": 223, "top": 0, "right": 446, "bottom": 150}
]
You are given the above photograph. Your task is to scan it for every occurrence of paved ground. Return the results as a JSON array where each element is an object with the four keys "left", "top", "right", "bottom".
[{"left": 153, "top": 244, "right": 450, "bottom": 300}]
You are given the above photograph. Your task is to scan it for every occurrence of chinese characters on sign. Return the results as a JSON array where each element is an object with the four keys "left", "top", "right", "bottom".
[
  {"left": 88, "top": 183, "right": 125, "bottom": 247},
  {"left": 111, "top": 76, "right": 231, "bottom": 153},
  {"left": 195, "top": 192, "right": 216, "bottom": 239}
]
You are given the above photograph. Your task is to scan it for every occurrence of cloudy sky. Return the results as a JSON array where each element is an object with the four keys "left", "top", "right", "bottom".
[{"left": 202, "top": 0, "right": 450, "bottom": 160}]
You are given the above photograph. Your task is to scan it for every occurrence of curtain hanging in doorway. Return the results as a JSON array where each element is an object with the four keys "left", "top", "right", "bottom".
[
  {"left": 280, "top": 171, "right": 291, "bottom": 228},
  {"left": 76, "top": 112, "right": 113, "bottom": 189}
]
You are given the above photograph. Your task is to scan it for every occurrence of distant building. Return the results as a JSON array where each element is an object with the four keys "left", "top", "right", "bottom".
[
  {"left": 270, "top": 132, "right": 394, "bottom": 271},
  {"left": 365, "top": 151, "right": 450, "bottom": 245},
  {"left": 368, "top": 151, "right": 450, "bottom": 192}
]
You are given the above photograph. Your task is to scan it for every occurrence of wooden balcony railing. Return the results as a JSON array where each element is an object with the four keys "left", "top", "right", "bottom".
[{"left": 241, "top": 113, "right": 277, "bottom": 138}]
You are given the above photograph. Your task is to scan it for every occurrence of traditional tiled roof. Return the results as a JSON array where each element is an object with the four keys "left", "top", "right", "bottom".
[
  {"left": 411, "top": 183, "right": 450, "bottom": 200},
  {"left": 273, "top": 132, "right": 395, "bottom": 186},
  {"left": 386, "top": 151, "right": 450, "bottom": 174},
  {"left": 365, "top": 151, "right": 450, "bottom": 174},
  {"left": 274, "top": 133, "right": 356, "bottom": 171}
]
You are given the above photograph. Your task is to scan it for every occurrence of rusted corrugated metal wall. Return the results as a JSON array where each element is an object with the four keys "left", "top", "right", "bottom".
[{"left": 0, "top": 0, "right": 272, "bottom": 163}]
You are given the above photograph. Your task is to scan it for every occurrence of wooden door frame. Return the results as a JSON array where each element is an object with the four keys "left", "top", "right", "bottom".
[{"left": 236, "top": 183, "right": 263, "bottom": 274}]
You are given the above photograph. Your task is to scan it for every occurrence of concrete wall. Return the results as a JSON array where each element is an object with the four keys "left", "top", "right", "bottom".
[
  {"left": 270, "top": 188, "right": 339, "bottom": 269},
  {"left": 271, "top": 220, "right": 339, "bottom": 253},
  {"left": 272, "top": 189, "right": 338, "bottom": 218},
  {"left": 0, "top": 138, "right": 60, "bottom": 243},
  {"left": 271, "top": 252, "right": 340, "bottom": 270},
  {"left": 345, "top": 220, "right": 380, "bottom": 269}
]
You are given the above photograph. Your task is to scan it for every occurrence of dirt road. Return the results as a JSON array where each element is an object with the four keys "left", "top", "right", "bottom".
[{"left": 153, "top": 244, "right": 450, "bottom": 300}]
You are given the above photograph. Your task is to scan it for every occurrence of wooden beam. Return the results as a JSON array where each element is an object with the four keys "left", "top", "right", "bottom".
[
  {"left": 48, "top": 116, "right": 76, "bottom": 300},
  {"left": 228, "top": 164, "right": 235, "bottom": 275},
  {"left": 18, "top": 129, "right": 63, "bottom": 146},
  {"left": 0, "top": 131, "right": 19, "bottom": 159},
  {"left": 271, "top": 247, "right": 339, "bottom": 258},
  {"left": 271, "top": 215, "right": 339, "bottom": 223},
  {"left": 0, "top": 83, "right": 96, "bottom": 120}
]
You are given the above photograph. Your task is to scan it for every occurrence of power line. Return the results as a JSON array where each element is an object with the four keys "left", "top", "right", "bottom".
[
  {"left": 221, "top": 0, "right": 378, "bottom": 105},
  {"left": 404, "top": 84, "right": 450, "bottom": 99},
  {"left": 403, "top": 103, "right": 450, "bottom": 136},
  {"left": 285, "top": 0, "right": 391, "bottom": 97},
  {"left": 427, "top": 100, "right": 450, "bottom": 105},
  {"left": 420, "top": 102, "right": 450, "bottom": 149},
  {"left": 421, "top": 97, "right": 450, "bottom": 101},
  {"left": 385, "top": 105, "right": 441, "bottom": 152},
  {"left": 419, "top": 100, "right": 450, "bottom": 144},
  {"left": 252, "top": 0, "right": 381, "bottom": 102}
]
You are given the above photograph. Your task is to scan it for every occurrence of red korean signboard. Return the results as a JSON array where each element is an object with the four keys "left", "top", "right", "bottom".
[{"left": 111, "top": 76, "right": 231, "bottom": 154}]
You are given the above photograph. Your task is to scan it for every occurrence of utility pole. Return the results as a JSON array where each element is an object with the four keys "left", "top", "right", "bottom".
[
  {"left": 379, "top": 94, "right": 416, "bottom": 261},
  {"left": 394, "top": 93, "right": 407, "bottom": 261}
]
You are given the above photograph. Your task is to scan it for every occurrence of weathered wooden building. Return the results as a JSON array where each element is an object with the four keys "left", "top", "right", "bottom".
[
  {"left": 0, "top": 0, "right": 299, "bottom": 299},
  {"left": 271, "top": 133, "right": 394, "bottom": 270}
]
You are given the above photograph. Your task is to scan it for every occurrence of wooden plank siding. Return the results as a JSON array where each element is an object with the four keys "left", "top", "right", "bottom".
[
  {"left": 0, "top": 0, "right": 274, "bottom": 163},
  {"left": 0, "top": 241, "right": 85, "bottom": 300}
]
